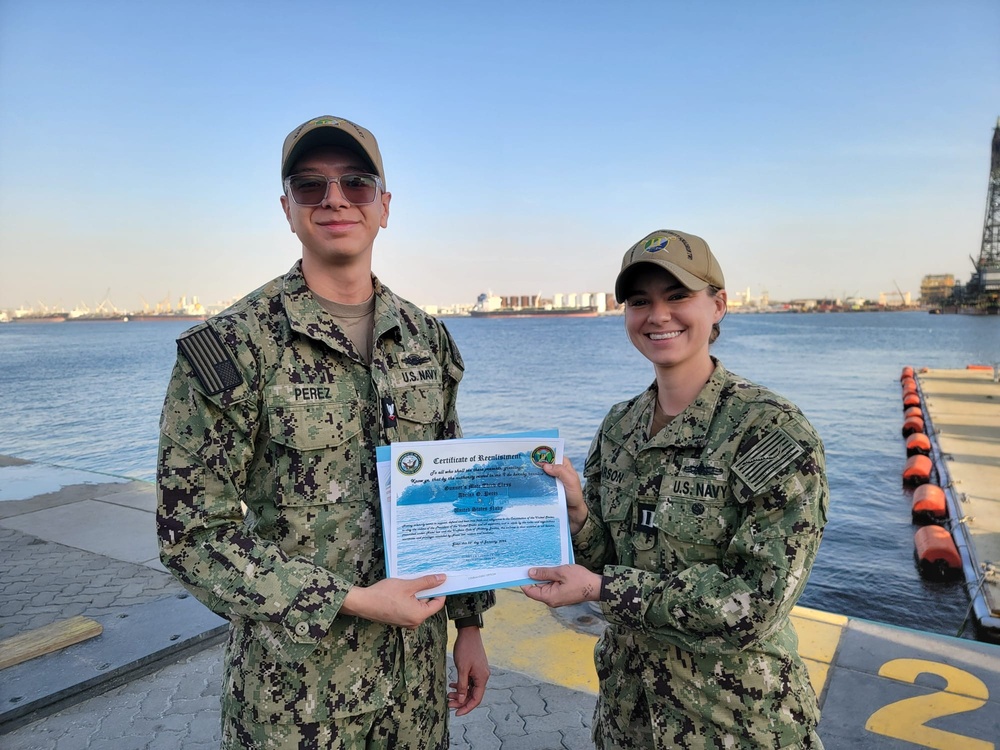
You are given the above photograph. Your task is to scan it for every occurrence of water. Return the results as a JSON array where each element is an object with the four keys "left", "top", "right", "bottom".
[{"left": 1, "top": 312, "right": 998, "bottom": 640}]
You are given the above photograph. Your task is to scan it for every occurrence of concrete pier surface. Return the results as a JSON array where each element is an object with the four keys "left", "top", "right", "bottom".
[
  {"left": 1, "top": 455, "right": 999, "bottom": 749},
  {"left": 918, "top": 366, "right": 1000, "bottom": 638}
]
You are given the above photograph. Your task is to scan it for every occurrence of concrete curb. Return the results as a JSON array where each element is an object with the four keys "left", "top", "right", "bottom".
[{"left": 1, "top": 594, "right": 226, "bottom": 733}]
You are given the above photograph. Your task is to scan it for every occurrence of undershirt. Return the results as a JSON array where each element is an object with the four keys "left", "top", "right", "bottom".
[
  {"left": 650, "top": 399, "right": 677, "bottom": 435},
  {"left": 312, "top": 291, "right": 376, "bottom": 364}
]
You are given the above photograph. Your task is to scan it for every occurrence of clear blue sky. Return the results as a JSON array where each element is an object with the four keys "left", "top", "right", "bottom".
[{"left": 1, "top": 0, "right": 998, "bottom": 311}]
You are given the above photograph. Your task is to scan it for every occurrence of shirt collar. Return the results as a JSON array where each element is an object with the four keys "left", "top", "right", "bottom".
[
  {"left": 613, "top": 359, "right": 728, "bottom": 450},
  {"left": 281, "top": 261, "right": 404, "bottom": 354}
]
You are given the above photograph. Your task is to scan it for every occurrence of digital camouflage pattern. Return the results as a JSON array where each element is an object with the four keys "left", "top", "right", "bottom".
[
  {"left": 574, "top": 360, "right": 828, "bottom": 749},
  {"left": 220, "top": 670, "right": 447, "bottom": 750},
  {"left": 156, "top": 261, "right": 493, "bottom": 736}
]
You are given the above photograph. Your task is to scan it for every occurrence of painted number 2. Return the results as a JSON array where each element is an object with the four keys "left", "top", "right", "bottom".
[{"left": 865, "top": 658, "right": 993, "bottom": 750}]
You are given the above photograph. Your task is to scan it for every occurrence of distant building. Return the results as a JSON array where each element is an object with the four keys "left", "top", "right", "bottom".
[
  {"left": 789, "top": 299, "right": 819, "bottom": 311},
  {"left": 879, "top": 291, "right": 912, "bottom": 308},
  {"left": 920, "top": 274, "right": 956, "bottom": 306}
]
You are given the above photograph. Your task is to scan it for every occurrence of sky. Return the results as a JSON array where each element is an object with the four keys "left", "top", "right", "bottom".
[{"left": 1, "top": 1, "right": 998, "bottom": 313}]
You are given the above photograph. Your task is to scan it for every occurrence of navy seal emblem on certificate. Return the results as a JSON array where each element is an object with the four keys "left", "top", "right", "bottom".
[{"left": 396, "top": 450, "right": 423, "bottom": 475}]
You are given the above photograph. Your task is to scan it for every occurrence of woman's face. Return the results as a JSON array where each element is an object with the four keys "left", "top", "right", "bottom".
[{"left": 622, "top": 265, "right": 727, "bottom": 372}]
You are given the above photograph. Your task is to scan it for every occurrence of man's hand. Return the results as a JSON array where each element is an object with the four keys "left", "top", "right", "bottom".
[
  {"left": 520, "top": 565, "right": 603, "bottom": 608},
  {"left": 340, "top": 574, "right": 447, "bottom": 628},
  {"left": 448, "top": 625, "right": 490, "bottom": 715}
]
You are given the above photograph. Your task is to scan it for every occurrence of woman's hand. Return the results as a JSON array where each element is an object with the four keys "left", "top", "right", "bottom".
[
  {"left": 541, "top": 458, "right": 588, "bottom": 535},
  {"left": 520, "top": 564, "right": 603, "bottom": 608}
]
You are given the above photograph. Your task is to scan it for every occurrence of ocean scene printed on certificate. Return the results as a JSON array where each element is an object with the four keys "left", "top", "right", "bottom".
[{"left": 390, "top": 438, "right": 568, "bottom": 580}]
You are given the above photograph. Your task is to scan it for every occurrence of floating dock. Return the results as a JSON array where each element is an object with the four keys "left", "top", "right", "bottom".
[{"left": 917, "top": 366, "right": 1000, "bottom": 640}]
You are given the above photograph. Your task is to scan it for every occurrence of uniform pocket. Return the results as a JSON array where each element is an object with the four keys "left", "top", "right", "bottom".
[
  {"left": 266, "top": 400, "right": 362, "bottom": 507},
  {"left": 601, "top": 485, "right": 657, "bottom": 569},
  {"left": 654, "top": 495, "right": 738, "bottom": 566},
  {"left": 391, "top": 385, "right": 445, "bottom": 443}
]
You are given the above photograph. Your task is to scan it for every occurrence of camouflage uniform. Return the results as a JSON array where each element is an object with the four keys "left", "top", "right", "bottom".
[
  {"left": 156, "top": 261, "right": 493, "bottom": 748},
  {"left": 574, "top": 360, "right": 828, "bottom": 749}
]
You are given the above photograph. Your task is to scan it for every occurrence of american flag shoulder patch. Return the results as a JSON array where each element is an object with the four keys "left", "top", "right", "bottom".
[
  {"left": 177, "top": 327, "right": 243, "bottom": 395},
  {"left": 732, "top": 428, "right": 804, "bottom": 493}
]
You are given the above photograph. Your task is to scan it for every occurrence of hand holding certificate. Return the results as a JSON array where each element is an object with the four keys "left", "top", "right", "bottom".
[{"left": 377, "top": 434, "right": 573, "bottom": 597}]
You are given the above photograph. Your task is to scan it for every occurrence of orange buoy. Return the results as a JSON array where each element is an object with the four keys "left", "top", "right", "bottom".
[
  {"left": 901, "top": 376, "right": 917, "bottom": 389},
  {"left": 903, "top": 392, "right": 921, "bottom": 408},
  {"left": 904, "top": 405, "right": 923, "bottom": 419},
  {"left": 913, "top": 525, "right": 961, "bottom": 579},
  {"left": 967, "top": 364, "right": 992, "bottom": 370},
  {"left": 905, "top": 432, "right": 931, "bottom": 456},
  {"left": 901, "top": 366, "right": 914, "bottom": 380},
  {"left": 902, "top": 454, "right": 932, "bottom": 485},
  {"left": 901, "top": 381, "right": 918, "bottom": 396},
  {"left": 912, "top": 484, "right": 947, "bottom": 524},
  {"left": 902, "top": 416, "right": 924, "bottom": 437}
]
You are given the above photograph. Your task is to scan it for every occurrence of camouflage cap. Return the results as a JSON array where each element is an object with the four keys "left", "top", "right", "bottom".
[
  {"left": 615, "top": 229, "right": 725, "bottom": 302},
  {"left": 281, "top": 116, "right": 385, "bottom": 184}
]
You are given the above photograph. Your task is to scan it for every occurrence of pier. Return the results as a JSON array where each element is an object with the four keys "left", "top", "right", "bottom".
[
  {"left": 1, "top": 455, "right": 998, "bottom": 747},
  {"left": 917, "top": 366, "right": 1000, "bottom": 640}
]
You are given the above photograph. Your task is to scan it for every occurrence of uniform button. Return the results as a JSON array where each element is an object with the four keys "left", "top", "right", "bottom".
[
  {"left": 295, "top": 621, "right": 309, "bottom": 636},
  {"left": 691, "top": 502, "right": 705, "bottom": 516}
]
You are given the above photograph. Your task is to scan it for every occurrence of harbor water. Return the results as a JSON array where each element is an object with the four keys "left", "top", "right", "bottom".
[{"left": 1, "top": 312, "right": 999, "bottom": 641}]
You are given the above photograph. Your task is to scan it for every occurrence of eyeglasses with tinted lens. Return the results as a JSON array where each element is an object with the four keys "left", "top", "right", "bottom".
[{"left": 283, "top": 173, "right": 382, "bottom": 206}]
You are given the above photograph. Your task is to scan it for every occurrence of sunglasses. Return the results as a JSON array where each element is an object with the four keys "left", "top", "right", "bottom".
[{"left": 283, "top": 173, "right": 383, "bottom": 206}]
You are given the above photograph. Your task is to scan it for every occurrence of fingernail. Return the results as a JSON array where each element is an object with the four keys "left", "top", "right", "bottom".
[{"left": 528, "top": 568, "right": 537, "bottom": 576}]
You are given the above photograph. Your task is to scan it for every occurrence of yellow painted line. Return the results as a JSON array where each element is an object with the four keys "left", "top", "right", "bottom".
[
  {"left": 793, "top": 604, "right": 849, "bottom": 627},
  {"left": 450, "top": 588, "right": 599, "bottom": 694},
  {"left": 800, "top": 657, "right": 830, "bottom": 697},
  {"left": 792, "top": 606, "right": 846, "bottom": 665},
  {"left": 450, "top": 595, "right": 847, "bottom": 699}
]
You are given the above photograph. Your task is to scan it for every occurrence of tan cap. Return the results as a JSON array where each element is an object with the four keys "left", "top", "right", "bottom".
[
  {"left": 281, "top": 116, "right": 385, "bottom": 184},
  {"left": 615, "top": 229, "right": 725, "bottom": 302}
]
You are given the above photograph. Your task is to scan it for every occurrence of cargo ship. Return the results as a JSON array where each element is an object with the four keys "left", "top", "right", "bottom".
[
  {"left": 469, "top": 292, "right": 600, "bottom": 318},
  {"left": 469, "top": 307, "right": 598, "bottom": 318}
]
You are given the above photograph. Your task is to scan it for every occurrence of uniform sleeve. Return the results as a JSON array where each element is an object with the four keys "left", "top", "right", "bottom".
[
  {"left": 570, "top": 419, "right": 619, "bottom": 569},
  {"left": 437, "top": 322, "right": 464, "bottom": 442},
  {"left": 156, "top": 325, "right": 351, "bottom": 655},
  {"left": 600, "top": 412, "right": 829, "bottom": 652}
]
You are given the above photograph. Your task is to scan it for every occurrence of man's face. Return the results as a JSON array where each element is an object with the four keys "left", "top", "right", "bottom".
[{"left": 280, "top": 145, "right": 391, "bottom": 267}]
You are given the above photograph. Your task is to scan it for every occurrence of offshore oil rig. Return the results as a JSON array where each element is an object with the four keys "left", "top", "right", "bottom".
[{"left": 948, "top": 117, "right": 1000, "bottom": 313}]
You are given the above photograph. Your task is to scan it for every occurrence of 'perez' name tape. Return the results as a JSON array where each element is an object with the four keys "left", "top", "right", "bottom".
[{"left": 177, "top": 327, "right": 243, "bottom": 395}]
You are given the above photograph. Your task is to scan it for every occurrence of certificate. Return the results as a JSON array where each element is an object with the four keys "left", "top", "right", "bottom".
[{"left": 377, "top": 434, "right": 572, "bottom": 597}]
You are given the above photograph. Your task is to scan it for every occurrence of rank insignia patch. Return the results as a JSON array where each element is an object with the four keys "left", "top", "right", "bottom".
[
  {"left": 637, "top": 501, "right": 657, "bottom": 533},
  {"left": 382, "top": 396, "right": 398, "bottom": 430},
  {"left": 177, "top": 327, "right": 243, "bottom": 395}
]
